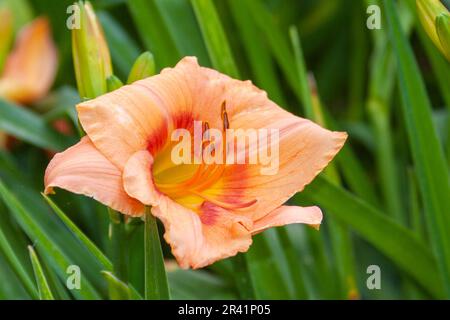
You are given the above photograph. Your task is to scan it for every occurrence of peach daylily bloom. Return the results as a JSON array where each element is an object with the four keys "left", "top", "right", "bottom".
[
  {"left": 0, "top": 17, "right": 57, "bottom": 104},
  {"left": 44, "top": 57, "right": 347, "bottom": 269}
]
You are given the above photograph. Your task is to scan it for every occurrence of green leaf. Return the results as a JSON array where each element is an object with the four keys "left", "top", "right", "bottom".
[
  {"left": 191, "top": 0, "right": 239, "bottom": 78},
  {"left": 144, "top": 208, "right": 170, "bottom": 300},
  {"left": 102, "top": 271, "right": 142, "bottom": 300},
  {"left": 384, "top": 0, "right": 450, "bottom": 297},
  {"left": 108, "top": 209, "right": 129, "bottom": 282},
  {"left": 98, "top": 11, "right": 140, "bottom": 78},
  {"left": 127, "top": 0, "right": 180, "bottom": 69},
  {"left": 0, "top": 225, "right": 37, "bottom": 298},
  {"left": 244, "top": 0, "right": 300, "bottom": 102},
  {"left": 102, "top": 271, "right": 133, "bottom": 300},
  {"left": 0, "top": 98, "right": 75, "bottom": 151},
  {"left": 41, "top": 195, "right": 143, "bottom": 299},
  {"left": 299, "top": 176, "right": 444, "bottom": 298},
  {"left": 289, "top": 26, "right": 314, "bottom": 118},
  {"left": 0, "top": 179, "right": 102, "bottom": 299},
  {"left": 42, "top": 194, "right": 112, "bottom": 271},
  {"left": 154, "top": 0, "right": 210, "bottom": 65},
  {"left": 228, "top": 0, "right": 286, "bottom": 106},
  {"left": 228, "top": 254, "right": 255, "bottom": 299},
  {"left": 28, "top": 246, "right": 54, "bottom": 300},
  {"left": 245, "top": 234, "right": 291, "bottom": 299},
  {"left": 168, "top": 269, "right": 237, "bottom": 300}
]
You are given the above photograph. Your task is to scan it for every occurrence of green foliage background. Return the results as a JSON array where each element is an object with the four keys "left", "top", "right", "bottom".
[{"left": 0, "top": 0, "right": 449, "bottom": 300}]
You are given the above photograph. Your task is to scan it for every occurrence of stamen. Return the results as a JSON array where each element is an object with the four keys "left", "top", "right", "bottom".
[
  {"left": 221, "top": 100, "right": 229, "bottom": 131},
  {"left": 223, "top": 111, "right": 229, "bottom": 131},
  {"left": 203, "top": 121, "right": 210, "bottom": 140}
]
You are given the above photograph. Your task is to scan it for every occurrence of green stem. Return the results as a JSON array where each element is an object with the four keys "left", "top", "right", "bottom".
[
  {"left": 109, "top": 209, "right": 128, "bottom": 282},
  {"left": 144, "top": 207, "right": 170, "bottom": 300}
]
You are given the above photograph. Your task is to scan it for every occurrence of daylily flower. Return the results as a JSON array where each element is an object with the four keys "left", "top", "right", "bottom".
[
  {"left": 0, "top": 17, "right": 57, "bottom": 104},
  {"left": 44, "top": 57, "right": 347, "bottom": 269}
]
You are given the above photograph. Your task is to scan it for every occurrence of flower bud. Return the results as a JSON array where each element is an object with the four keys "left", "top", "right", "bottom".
[
  {"left": 106, "top": 74, "right": 123, "bottom": 92},
  {"left": 416, "top": 0, "right": 450, "bottom": 61},
  {"left": 127, "top": 51, "right": 155, "bottom": 84},
  {"left": 436, "top": 13, "right": 450, "bottom": 61},
  {"left": 72, "top": 1, "right": 112, "bottom": 99}
]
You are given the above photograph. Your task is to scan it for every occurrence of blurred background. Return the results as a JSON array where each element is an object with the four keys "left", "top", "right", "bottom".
[{"left": 0, "top": 0, "right": 450, "bottom": 300}]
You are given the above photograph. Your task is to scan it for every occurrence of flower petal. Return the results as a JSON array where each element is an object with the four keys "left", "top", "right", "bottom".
[
  {"left": 44, "top": 136, "right": 144, "bottom": 216},
  {"left": 123, "top": 150, "right": 162, "bottom": 206},
  {"left": 77, "top": 83, "right": 170, "bottom": 169},
  {"left": 210, "top": 114, "right": 347, "bottom": 221},
  {"left": 0, "top": 17, "right": 57, "bottom": 104},
  {"left": 151, "top": 197, "right": 252, "bottom": 269},
  {"left": 252, "top": 205, "right": 323, "bottom": 234}
]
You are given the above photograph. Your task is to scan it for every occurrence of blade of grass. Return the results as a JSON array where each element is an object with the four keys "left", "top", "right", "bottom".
[
  {"left": 42, "top": 194, "right": 112, "bottom": 271},
  {"left": 227, "top": 0, "right": 286, "bottom": 106},
  {"left": 290, "top": 26, "right": 378, "bottom": 206},
  {"left": 154, "top": 0, "right": 210, "bottom": 65},
  {"left": 0, "top": 226, "right": 37, "bottom": 299},
  {"left": 407, "top": 168, "right": 426, "bottom": 240},
  {"left": 191, "top": 0, "right": 239, "bottom": 78},
  {"left": 109, "top": 209, "right": 129, "bottom": 282},
  {"left": 384, "top": 0, "right": 450, "bottom": 297},
  {"left": 43, "top": 192, "right": 143, "bottom": 299},
  {"left": 228, "top": 254, "right": 254, "bottom": 299},
  {"left": 144, "top": 208, "right": 170, "bottom": 300},
  {"left": 101, "top": 271, "right": 143, "bottom": 300},
  {"left": 365, "top": 11, "right": 411, "bottom": 224},
  {"left": 347, "top": 1, "right": 368, "bottom": 121},
  {"left": 98, "top": 11, "right": 140, "bottom": 79},
  {"left": 275, "top": 228, "right": 309, "bottom": 299},
  {"left": 245, "top": 234, "right": 291, "bottom": 299},
  {"left": 298, "top": 175, "right": 444, "bottom": 298},
  {"left": 0, "top": 179, "right": 101, "bottom": 299},
  {"left": 28, "top": 246, "right": 54, "bottom": 300},
  {"left": 127, "top": 0, "right": 180, "bottom": 69},
  {"left": 290, "top": 26, "right": 358, "bottom": 298},
  {"left": 168, "top": 269, "right": 237, "bottom": 300},
  {"left": 244, "top": 0, "right": 301, "bottom": 106},
  {"left": 416, "top": 26, "right": 450, "bottom": 167},
  {"left": 0, "top": 98, "right": 75, "bottom": 151},
  {"left": 0, "top": 153, "right": 111, "bottom": 296},
  {"left": 0, "top": 253, "right": 31, "bottom": 299}
]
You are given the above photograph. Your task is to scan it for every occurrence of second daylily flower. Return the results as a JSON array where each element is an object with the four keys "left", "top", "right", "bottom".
[
  {"left": 44, "top": 57, "right": 347, "bottom": 269},
  {"left": 0, "top": 16, "right": 57, "bottom": 104}
]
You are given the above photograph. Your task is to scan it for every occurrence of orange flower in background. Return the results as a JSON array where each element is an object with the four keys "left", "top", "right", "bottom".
[
  {"left": 44, "top": 57, "right": 346, "bottom": 269},
  {"left": 0, "top": 17, "right": 57, "bottom": 104}
]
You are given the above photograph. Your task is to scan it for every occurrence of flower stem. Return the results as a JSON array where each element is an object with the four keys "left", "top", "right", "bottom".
[
  {"left": 108, "top": 208, "right": 128, "bottom": 282},
  {"left": 144, "top": 207, "right": 170, "bottom": 300}
]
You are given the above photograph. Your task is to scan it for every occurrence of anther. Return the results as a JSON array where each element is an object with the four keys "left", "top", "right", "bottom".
[
  {"left": 221, "top": 101, "right": 229, "bottom": 131},
  {"left": 203, "top": 121, "right": 210, "bottom": 140}
]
